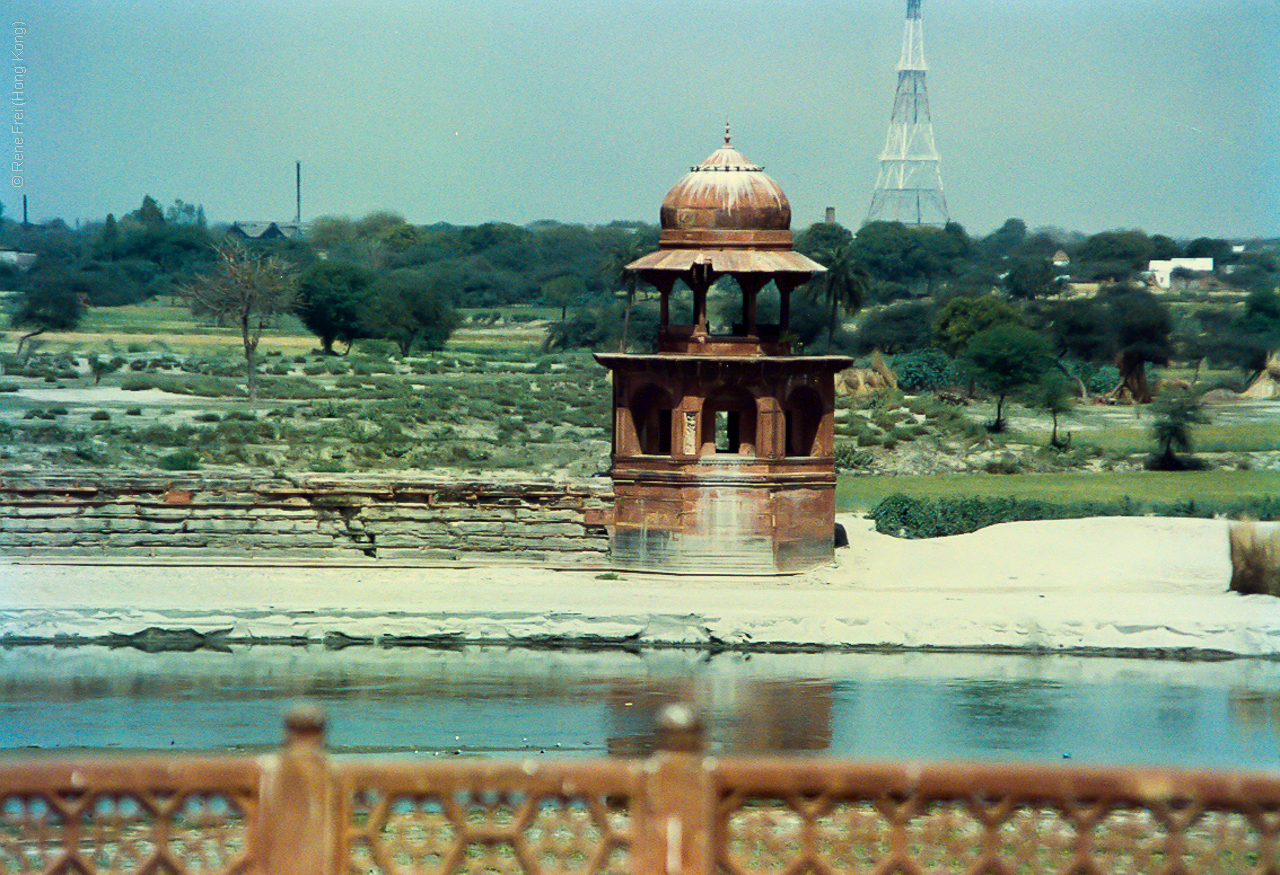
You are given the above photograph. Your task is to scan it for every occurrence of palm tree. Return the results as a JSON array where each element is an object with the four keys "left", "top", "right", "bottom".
[
  {"left": 607, "top": 232, "right": 657, "bottom": 352},
  {"left": 805, "top": 243, "right": 870, "bottom": 346},
  {"left": 1149, "top": 390, "right": 1210, "bottom": 470}
]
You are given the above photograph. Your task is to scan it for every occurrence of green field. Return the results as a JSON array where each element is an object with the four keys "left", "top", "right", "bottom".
[
  {"left": 837, "top": 469, "right": 1280, "bottom": 512},
  {"left": 4, "top": 301, "right": 1278, "bottom": 484},
  {"left": 17, "top": 301, "right": 556, "bottom": 357}
]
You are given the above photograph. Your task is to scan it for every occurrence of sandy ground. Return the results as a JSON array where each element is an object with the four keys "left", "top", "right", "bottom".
[{"left": 3, "top": 515, "right": 1277, "bottom": 656}]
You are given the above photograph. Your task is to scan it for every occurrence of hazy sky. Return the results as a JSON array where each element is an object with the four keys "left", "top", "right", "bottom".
[{"left": 8, "top": 0, "right": 1279, "bottom": 239}]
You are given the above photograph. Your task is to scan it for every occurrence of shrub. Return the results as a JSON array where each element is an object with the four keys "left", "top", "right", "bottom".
[
  {"left": 1069, "top": 361, "right": 1120, "bottom": 396},
  {"left": 309, "top": 459, "right": 346, "bottom": 473},
  {"left": 254, "top": 376, "right": 331, "bottom": 400},
  {"left": 887, "top": 425, "right": 918, "bottom": 443},
  {"left": 834, "top": 442, "right": 875, "bottom": 471},
  {"left": 194, "top": 412, "right": 222, "bottom": 423},
  {"left": 157, "top": 449, "right": 201, "bottom": 471},
  {"left": 869, "top": 493, "right": 1280, "bottom": 539},
  {"left": 138, "top": 424, "right": 188, "bottom": 447},
  {"left": 891, "top": 349, "right": 957, "bottom": 393},
  {"left": 26, "top": 423, "right": 74, "bottom": 442},
  {"left": 121, "top": 373, "right": 245, "bottom": 397},
  {"left": 89, "top": 410, "right": 111, "bottom": 421},
  {"left": 126, "top": 407, "right": 143, "bottom": 416},
  {"left": 983, "top": 453, "right": 1024, "bottom": 474},
  {"left": 0, "top": 383, "right": 18, "bottom": 393}
]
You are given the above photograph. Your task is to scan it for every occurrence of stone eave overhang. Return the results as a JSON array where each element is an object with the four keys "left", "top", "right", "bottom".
[{"left": 594, "top": 353, "right": 852, "bottom": 372}]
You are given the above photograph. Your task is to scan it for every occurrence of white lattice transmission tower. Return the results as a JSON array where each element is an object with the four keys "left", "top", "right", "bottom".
[{"left": 866, "top": 0, "right": 949, "bottom": 226}]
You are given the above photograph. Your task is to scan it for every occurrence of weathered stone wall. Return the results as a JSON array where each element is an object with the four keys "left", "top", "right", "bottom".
[{"left": 0, "top": 472, "right": 613, "bottom": 563}]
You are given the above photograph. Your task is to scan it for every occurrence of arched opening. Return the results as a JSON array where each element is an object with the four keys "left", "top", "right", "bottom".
[
  {"left": 628, "top": 384, "right": 674, "bottom": 456},
  {"left": 701, "top": 386, "right": 757, "bottom": 456},
  {"left": 785, "top": 385, "right": 824, "bottom": 457}
]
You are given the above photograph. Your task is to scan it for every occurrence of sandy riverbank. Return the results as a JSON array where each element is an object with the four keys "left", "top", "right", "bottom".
[{"left": 2, "top": 515, "right": 1277, "bottom": 657}]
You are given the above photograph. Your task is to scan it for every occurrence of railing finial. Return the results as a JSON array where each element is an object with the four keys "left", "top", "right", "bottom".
[
  {"left": 656, "top": 702, "right": 704, "bottom": 753},
  {"left": 284, "top": 701, "right": 327, "bottom": 749}
]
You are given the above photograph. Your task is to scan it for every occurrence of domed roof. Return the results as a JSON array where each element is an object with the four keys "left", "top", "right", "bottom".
[{"left": 657, "top": 128, "right": 793, "bottom": 251}]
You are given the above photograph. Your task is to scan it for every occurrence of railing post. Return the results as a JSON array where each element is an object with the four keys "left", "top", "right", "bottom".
[
  {"left": 639, "top": 703, "right": 715, "bottom": 875},
  {"left": 256, "top": 703, "right": 340, "bottom": 875}
]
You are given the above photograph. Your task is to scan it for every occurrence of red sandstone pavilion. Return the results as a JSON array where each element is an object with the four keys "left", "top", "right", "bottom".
[{"left": 595, "top": 129, "right": 851, "bottom": 574}]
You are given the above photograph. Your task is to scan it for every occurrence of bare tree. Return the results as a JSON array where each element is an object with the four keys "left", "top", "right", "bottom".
[{"left": 185, "top": 242, "right": 296, "bottom": 400}]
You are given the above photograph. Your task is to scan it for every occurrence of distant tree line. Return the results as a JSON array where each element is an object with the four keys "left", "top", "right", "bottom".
[{"left": 3, "top": 199, "right": 1278, "bottom": 409}]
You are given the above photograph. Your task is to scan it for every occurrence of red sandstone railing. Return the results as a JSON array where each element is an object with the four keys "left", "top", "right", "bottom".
[{"left": 2, "top": 704, "right": 1278, "bottom": 874}]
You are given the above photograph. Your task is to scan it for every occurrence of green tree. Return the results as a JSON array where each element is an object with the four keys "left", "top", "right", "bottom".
[
  {"left": 130, "top": 195, "right": 165, "bottom": 228},
  {"left": 95, "top": 213, "right": 120, "bottom": 260},
  {"left": 362, "top": 269, "right": 460, "bottom": 356},
  {"left": 1148, "top": 391, "right": 1210, "bottom": 470},
  {"left": 959, "top": 324, "right": 1053, "bottom": 432},
  {"left": 1185, "top": 237, "right": 1234, "bottom": 264},
  {"left": 11, "top": 269, "right": 87, "bottom": 358},
  {"left": 914, "top": 222, "right": 974, "bottom": 294},
  {"left": 1075, "top": 230, "right": 1153, "bottom": 267},
  {"left": 165, "top": 199, "right": 205, "bottom": 225},
  {"left": 1182, "top": 288, "right": 1280, "bottom": 379},
  {"left": 606, "top": 228, "right": 658, "bottom": 351},
  {"left": 1042, "top": 297, "right": 1110, "bottom": 362},
  {"left": 794, "top": 221, "right": 854, "bottom": 259},
  {"left": 542, "top": 274, "right": 587, "bottom": 320},
  {"left": 850, "top": 221, "right": 919, "bottom": 285},
  {"left": 1005, "top": 256, "right": 1054, "bottom": 299},
  {"left": 1169, "top": 265, "right": 1195, "bottom": 291},
  {"left": 307, "top": 216, "right": 360, "bottom": 257},
  {"left": 117, "top": 221, "right": 215, "bottom": 274},
  {"left": 1027, "top": 369, "right": 1074, "bottom": 448},
  {"left": 980, "top": 218, "right": 1028, "bottom": 261},
  {"left": 931, "top": 295, "right": 1023, "bottom": 357},
  {"left": 805, "top": 242, "right": 870, "bottom": 344},
  {"left": 1104, "top": 285, "right": 1172, "bottom": 403},
  {"left": 851, "top": 300, "right": 935, "bottom": 354},
  {"left": 356, "top": 210, "right": 417, "bottom": 254},
  {"left": 184, "top": 242, "right": 297, "bottom": 400},
  {"left": 295, "top": 260, "right": 375, "bottom": 355},
  {"left": 1150, "top": 234, "right": 1181, "bottom": 260}
]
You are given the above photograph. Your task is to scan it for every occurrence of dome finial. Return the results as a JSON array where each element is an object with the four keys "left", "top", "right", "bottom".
[{"left": 724, "top": 118, "right": 731, "bottom": 146}]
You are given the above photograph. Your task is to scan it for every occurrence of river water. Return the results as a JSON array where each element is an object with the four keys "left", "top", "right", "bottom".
[{"left": 1, "top": 645, "right": 1278, "bottom": 770}]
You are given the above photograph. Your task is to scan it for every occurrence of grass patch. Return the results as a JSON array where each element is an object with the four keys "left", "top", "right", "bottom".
[
  {"left": 255, "top": 376, "right": 332, "bottom": 400},
  {"left": 121, "top": 373, "right": 246, "bottom": 397},
  {"left": 838, "top": 469, "right": 1280, "bottom": 513},
  {"left": 1018, "top": 421, "right": 1280, "bottom": 456},
  {"left": 157, "top": 449, "right": 201, "bottom": 471}
]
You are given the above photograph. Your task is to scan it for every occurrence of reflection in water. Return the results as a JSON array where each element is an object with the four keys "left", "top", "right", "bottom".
[
  {"left": 1231, "top": 690, "right": 1280, "bottom": 738},
  {"left": 948, "top": 679, "right": 1064, "bottom": 752},
  {"left": 604, "top": 679, "right": 833, "bottom": 757},
  {"left": 0, "top": 646, "right": 1277, "bottom": 770}
]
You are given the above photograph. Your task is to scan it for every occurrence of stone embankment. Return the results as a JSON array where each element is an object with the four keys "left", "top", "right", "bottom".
[{"left": 0, "top": 472, "right": 612, "bottom": 563}]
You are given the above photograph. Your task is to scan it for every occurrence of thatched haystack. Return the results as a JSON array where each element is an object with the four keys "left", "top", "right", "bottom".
[
  {"left": 1241, "top": 352, "right": 1280, "bottom": 400},
  {"left": 1228, "top": 521, "right": 1280, "bottom": 597},
  {"left": 836, "top": 352, "right": 897, "bottom": 396}
]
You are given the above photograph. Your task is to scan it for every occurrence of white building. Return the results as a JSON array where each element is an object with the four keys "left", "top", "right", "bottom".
[{"left": 1147, "top": 258, "right": 1214, "bottom": 289}]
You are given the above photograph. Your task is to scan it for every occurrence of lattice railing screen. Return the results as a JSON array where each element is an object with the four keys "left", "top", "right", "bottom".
[
  {"left": 0, "top": 762, "right": 259, "bottom": 875},
  {"left": 1, "top": 740, "right": 1278, "bottom": 874},
  {"left": 340, "top": 762, "right": 638, "bottom": 875}
]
